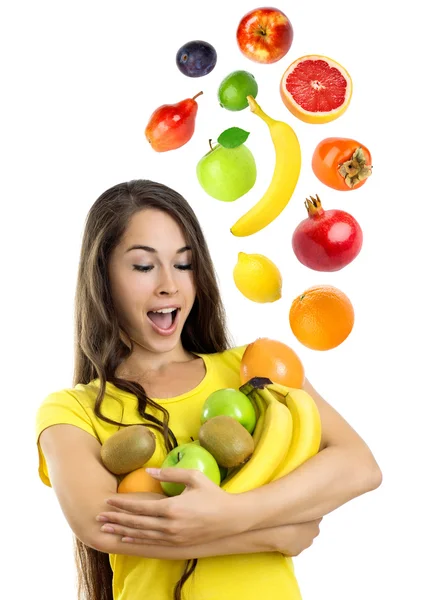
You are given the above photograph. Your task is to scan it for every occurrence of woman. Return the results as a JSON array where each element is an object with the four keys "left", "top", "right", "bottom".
[{"left": 35, "top": 179, "right": 382, "bottom": 600}]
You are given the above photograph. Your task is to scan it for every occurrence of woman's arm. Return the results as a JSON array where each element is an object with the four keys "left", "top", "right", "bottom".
[
  {"left": 95, "top": 518, "right": 322, "bottom": 559},
  {"left": 97, "top": 523, "right": 272, "bottom": 558},
  {"left": 41, "top": 422, "right": 321, "bottom": 559},
  {"left": 38, "top": 427, "right": 270, "bottom": 560},
  {"left": 96, "top": 378, "right": 382, "bottom": 549},
  {"left": 238, "top": 378, "right": 383, "bottom": 531}
]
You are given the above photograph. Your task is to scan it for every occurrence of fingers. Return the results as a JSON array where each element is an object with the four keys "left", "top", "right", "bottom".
[
  {"left": 103, "top": 524, "right": 171, "bottom": 544},
  {"left": 99, "top": 521, "right": 186, "bottom": 545},
  {"left": 105, "top": 496, "right": 169, "bottom": 517},
  {"left": 97, "top": 512, "right": 169, "bottom": 532},
  {"left": 147, "top": 467, "right": 204, "bottom": 487}
]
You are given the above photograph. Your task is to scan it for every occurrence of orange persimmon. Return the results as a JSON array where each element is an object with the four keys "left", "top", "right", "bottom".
[{"left": 312, "top": 137, "right": 372, "bottom": 191}]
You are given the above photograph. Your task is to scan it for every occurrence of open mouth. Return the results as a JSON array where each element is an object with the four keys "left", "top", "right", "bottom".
[{"left": 147, "top": 308, "right": 179, "bottom": 331}]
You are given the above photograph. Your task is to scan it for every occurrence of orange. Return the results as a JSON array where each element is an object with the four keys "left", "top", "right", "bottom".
[
  {"left": 240, "top": 337, "right": 305, "bottom": 388},
  {"left": 117, "top": 467, "right": 163, "bottom": 494},
  {"left": 289, "top": 285, "right": 354, "bottom": 351},
  {"left": 280, "top": 55, "right": 352, "bottom": 124}
]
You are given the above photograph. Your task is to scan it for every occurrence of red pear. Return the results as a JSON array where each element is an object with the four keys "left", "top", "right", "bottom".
[{"left": 145, "top": 91, "right": 203, "bottom": 152}]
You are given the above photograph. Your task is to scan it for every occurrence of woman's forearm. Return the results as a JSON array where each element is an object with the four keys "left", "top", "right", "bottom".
[
  {"left": 97, "top": 525, "right": 275, "bottom": 559},
  {"left": 240, "top": 444, "right": 382, "bottom": 531}
]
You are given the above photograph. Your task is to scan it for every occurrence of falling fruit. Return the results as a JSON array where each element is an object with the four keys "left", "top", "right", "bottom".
[
  {"left": 196, "top": 128, "right": 256, "bottom": 201},
  {"left": 176, "top": 40, "right": 217, "bottom": 77},
  {"left": 236, "top": 7, "right": 294, "bottom": 64},
  {"left": 289, "top": 285, "right": 354, "bottom": 350},
  {"left": 240, "top": 338, "right": 305, "bottom": 388},
  {"left": 218, "top": 70, "right": 258, "bottom": 111},
  {"left": 233, "top": 252, "right": 282, "bottom": 303},
  {"left": 312, "top": 138, "right": 373, "bottom": 191},
  {"left": 145, "top": 91, "right": 203, "bottom": 152},
  {"left": 292, "top": 194, "right": 363, "bottom": 272},
  {"left": 230, "top": 95, "right": 301, "bottom": 237},
  {"left": 280, "top": 55, "right": 352, "bottom": 124}
]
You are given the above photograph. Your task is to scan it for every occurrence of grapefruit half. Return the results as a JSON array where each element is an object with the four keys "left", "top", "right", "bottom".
[{"left": 280, "top": 55, "right": 352, "bottom": 124}]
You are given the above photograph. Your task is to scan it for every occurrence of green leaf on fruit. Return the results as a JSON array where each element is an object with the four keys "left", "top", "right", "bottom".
[{"left": 217, "top": 127, "right": 250, "bottom": 149}]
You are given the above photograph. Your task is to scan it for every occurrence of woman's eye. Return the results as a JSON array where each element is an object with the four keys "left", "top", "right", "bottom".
[{"left": 132, "top": 264, "right": 192, "bottom": 272}]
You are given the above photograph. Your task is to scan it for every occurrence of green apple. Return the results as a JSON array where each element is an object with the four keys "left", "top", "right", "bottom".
[
  {"left": 196, "top": 142, "right": 256, "bottom": 202},
  {"left": 201, "top": 388, "right": 257, "bottom": 434},
  {"left": 160, "top": 441, "right": 221, "bottom": 496}
]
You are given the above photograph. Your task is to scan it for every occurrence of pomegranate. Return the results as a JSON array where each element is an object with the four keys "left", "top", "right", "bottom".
[{"left": 292, "top": 195, "right": 363, "bottom": 272}]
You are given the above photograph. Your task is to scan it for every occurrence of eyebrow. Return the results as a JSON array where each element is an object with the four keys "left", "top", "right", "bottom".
[{"left": 125, "top": 245, "right": 192, "bottom": 254}]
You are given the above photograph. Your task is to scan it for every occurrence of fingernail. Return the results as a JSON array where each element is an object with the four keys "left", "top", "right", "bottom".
[
  {"left": 96, "top": 516, "right": 108, "bottom": 522},
  {"left": 122, "top": 537, "right": 134, "bottom": 543},
  {"left": 101, "top": 525, "right": 115, "bottom": 533},
  {"left": 146, "top": 468, "right": 161, "bottom": 476}
]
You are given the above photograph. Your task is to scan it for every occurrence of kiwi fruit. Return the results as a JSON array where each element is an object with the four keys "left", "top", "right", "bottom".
[
  {"left": 198, "top": 415, "right": 254, "bottom": 468},
  {"left": 101, "top": 425, "right": 156, "bottom": 475}
]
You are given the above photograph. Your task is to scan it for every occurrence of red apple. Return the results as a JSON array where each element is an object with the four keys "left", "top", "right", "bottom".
[{"left": 236, "top": 7, "right": 293, "bottom": 64}]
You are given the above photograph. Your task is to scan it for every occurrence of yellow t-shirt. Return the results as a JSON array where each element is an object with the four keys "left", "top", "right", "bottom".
[{"left": 35, "top": 345, "right": 302, "bottom": 600}]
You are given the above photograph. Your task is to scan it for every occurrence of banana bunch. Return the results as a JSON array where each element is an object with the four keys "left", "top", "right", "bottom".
[
  {"left": 220, "top": 377, "right": 322, "bottom": 493},
  {"left": 266, "top": 381, "right": 322, "bottom": 481}
]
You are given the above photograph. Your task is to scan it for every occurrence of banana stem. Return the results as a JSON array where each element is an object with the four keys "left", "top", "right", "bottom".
[{"left": 247, "top": 95, "right": 277, "bottom": 127}]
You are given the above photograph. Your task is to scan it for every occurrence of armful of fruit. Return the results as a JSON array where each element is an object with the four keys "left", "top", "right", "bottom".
[
  {"left": 95, "top": 375, "right": 380, "bottom": 556},
  {"left": 39, "top": 420, "right": 320, "bottom": 559},
  {"left": 41, "top": 374, "right": 380, "bottom": 560}
]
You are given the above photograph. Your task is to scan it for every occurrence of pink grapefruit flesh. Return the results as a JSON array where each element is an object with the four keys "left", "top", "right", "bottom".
[{"left": 280, "top": 55, "right": 352, "bottom": 124}]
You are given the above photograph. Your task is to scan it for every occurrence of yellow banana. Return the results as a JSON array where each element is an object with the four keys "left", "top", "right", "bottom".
[
  {"left": 221, "top": 380, "right": 293, "bottom": 494},
  {"left": 251, "top": 392, "right": 265, "bottom": 447},
  {"left": 230, "top": 95, "right": 301, "bottom": 237},
  {"left": 240, "top": 379, "right": 266, "bottom": 447},
  {"left": 267, "top": 382, "right": 322, "bottom": 481}
]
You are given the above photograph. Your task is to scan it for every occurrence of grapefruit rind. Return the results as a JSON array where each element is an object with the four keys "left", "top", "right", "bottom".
[{"left": 280, "top": 55, "right": 353, "bottom": 124}]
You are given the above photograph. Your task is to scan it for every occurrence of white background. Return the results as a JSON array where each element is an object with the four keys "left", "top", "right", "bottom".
[{"left": 2, "top": 1, "right": 427, "bottom": 598}]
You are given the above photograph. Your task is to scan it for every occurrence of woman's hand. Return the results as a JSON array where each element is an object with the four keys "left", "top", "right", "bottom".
[
  {"left": 271, "top": 518, "right": 323, "bottom": 556},
  {"left": 96, "top": 467, "right": 243, "bottom": 546}
]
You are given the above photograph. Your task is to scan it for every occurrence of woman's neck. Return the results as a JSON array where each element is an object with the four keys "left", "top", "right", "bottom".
[{"left": 116, "top": 339, "right": 196, "bottom": 382}]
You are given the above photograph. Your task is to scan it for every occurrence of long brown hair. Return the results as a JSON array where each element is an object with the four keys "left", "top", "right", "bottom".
[{"left": 72, "top": 179, "right": 233, "bottom": 600}]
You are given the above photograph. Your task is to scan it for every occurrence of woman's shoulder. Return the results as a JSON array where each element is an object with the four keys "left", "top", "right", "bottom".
[
  {"left": 36, "top": 380, "right": 118, "bottom": 427},
  {"left": 38, "top": 380, "right": 100, "bottom": 408},
  {"left": 35, "top": 380, "right": 125, "bottom": 442},
  {"left": 203, "top": 343, "right": 249, "bottom": 366}
]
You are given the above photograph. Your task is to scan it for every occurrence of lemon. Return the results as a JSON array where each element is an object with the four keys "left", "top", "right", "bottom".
[{"left": 233, "top": 252, "right": 282, "bottom": 303}]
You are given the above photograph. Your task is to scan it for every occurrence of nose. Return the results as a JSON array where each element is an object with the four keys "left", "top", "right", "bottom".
[{"left": 156, "top": 266, "right": 179, "bottom": 296}]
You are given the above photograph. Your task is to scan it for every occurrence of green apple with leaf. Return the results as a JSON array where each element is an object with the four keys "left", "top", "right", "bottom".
[{"left": 196, "top": 127, "right": 257, "bottom": 201}]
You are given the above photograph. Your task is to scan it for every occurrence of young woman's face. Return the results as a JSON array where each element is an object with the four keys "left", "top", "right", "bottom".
[{"left": 108, "top": 208, "right": 196, "bottom": 354}]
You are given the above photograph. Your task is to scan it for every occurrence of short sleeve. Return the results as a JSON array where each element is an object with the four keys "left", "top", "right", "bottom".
[
  {"left": 35, "top": 390, "right": 99, "bottom": 487},
  {"left": 234, "top": 344, "right": 248, "bottom": 361}
]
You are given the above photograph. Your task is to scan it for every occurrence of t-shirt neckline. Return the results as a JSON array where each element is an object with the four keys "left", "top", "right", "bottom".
[{"left": 94, "top": 352, "right": 212, "bottom": 404}]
